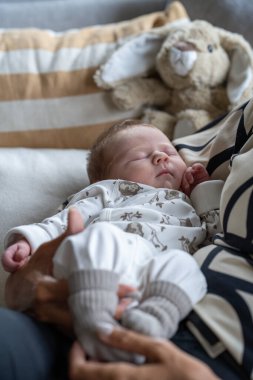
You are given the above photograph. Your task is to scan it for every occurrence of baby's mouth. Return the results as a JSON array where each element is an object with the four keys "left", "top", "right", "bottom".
[{"left": 156, "top": 170, "right": 171, "bottom": 177}]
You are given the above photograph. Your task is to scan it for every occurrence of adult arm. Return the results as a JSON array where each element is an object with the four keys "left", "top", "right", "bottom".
[{"left": 5, "top": 207, "right": 135, "bottom": 329}]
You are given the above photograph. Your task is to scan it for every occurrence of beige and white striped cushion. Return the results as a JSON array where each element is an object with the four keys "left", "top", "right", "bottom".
[{"left": 0, "top": 1, "right": 189, "bottom": 149}]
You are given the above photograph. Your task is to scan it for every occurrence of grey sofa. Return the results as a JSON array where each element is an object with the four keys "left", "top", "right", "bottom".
[{"left": 0, "top": 0, "right": 252, "bottom": 47}]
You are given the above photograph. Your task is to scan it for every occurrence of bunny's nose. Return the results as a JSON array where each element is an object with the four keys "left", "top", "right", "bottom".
[{"left": 169, "top": 45, "right": 197, "bottom": 76}]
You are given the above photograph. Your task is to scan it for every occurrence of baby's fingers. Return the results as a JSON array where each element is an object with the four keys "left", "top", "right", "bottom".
[
  {"left": 191, "top": 163, "right": 206, "bottom": 172},
  {"left": 1, "top": 256, "right": 19, "bottom": 272},
  {"left": 1, "top": 245, "right": 20, "bottom": 272},
  {"left": 185, "top": 169, "right": 194, "bottom": 184},
  {"left": 191, "top": 163, "right": 210, "bottom": 182}
]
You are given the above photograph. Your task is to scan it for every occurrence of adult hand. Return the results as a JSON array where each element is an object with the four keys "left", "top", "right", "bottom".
[
  {"left": 69, "top": 329, "right": 219, "bottom": 380},
  {"left": 5, "top": 207, "right": 84, "bottom": 311},
  {"left": 33, "top": 279, "right": 136, "bottom": 334},
  {"left": 5, "top": 207, "right": 136, "bottom": 332}
]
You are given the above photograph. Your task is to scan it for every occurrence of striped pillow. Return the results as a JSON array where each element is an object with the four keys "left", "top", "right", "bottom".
[{"left": 0, "top": 1, "right": 189, "bottom": 149}]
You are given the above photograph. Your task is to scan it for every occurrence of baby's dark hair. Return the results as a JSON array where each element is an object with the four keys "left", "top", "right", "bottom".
[{"left": 87, "top": 119, "right": 157, "bottom": 183}]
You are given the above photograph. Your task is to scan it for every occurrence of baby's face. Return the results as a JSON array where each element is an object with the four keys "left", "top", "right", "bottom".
[{"left": 105, "top": 126, "right": 187, "bottom": 190}]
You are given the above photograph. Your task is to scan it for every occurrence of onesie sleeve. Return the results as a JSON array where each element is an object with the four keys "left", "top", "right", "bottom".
[
  {"left": 190, "top": 180, "right": 224, "bottom": 243},
  {"left": 4, "top": 181, "right": 113, "bottom": 253},
  {"left": 190, "top": 180, "right": 224, "bottom": 215},
  {"left": 4, "top": 207, "right": 70, "bottom": 252}
]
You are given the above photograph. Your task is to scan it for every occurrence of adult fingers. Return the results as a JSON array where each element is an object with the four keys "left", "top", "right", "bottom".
[
  {"left": 98, "top": 328, "right": 169, "bottom": 362},
  {"left": 69, "top": 341, "right": 137, "bottom": 380},
  {"left": 41, "top": 207, "right": 84, "bottom": 257},
  {"left": 30, "top": 207, "right": 85, "bottom": 275},
  {"left": 99, "top": 329, "right": 219, "bottom": 380},
  {"left": 34, "top": 301, "right": 73, "bottom": 331},
  {"left": 33, "top": 277, "right": 72, "bottom": 329},
  {"left": 65, "top": 207, "right": 84, "bottom": 235},
  {"left": 36, "top": 277, "right": 69, "bottom": 302},
  {"left": 69, "top": 342, "right": 110, "bottom": 380}
]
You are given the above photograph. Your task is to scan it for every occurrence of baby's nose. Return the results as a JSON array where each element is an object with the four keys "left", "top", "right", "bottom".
[{"left": 153, "top": 151, "right": 168, "bottom": 164}]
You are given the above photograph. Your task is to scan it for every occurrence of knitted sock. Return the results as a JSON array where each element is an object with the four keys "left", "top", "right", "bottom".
[
  {"left": 121, "top": 281, "right": 192, "bottom": 338},
  {"left": 69, "top": 269, "right": 144, "bottom": 362}
]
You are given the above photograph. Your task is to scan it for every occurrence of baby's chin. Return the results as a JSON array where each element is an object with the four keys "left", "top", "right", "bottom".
[{"left": 156, "top": 177, "right": 181, "bottom": 190}]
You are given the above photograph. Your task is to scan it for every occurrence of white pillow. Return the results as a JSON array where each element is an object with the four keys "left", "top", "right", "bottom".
[{"left": 0, "top": 148, "right": 89, "bottom": 306}]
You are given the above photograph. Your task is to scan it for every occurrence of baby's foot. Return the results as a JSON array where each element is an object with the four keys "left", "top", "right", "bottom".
[{"left": 121, "top": 307, "right": 165, "bottom": 337}]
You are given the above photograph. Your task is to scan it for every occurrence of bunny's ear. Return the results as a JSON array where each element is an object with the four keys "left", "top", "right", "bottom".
[
  {"left": 227, "top": 49, "right": 252, "bottom": 103},
  {"left": 94, "top": 32, "right": 166, "bottom": 89},
  {"left": 219, "top": 28, "right": 253, "bottom": 103}
]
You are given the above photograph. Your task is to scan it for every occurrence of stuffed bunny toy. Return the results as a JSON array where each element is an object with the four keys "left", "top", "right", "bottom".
[{"left": 95, "top": 20, "right": 253, "bottom": 138}]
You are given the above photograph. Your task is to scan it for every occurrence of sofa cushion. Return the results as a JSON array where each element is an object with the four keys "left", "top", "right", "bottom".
[{"left": 0, "top": 148, "right": 90, "bottom": 305}]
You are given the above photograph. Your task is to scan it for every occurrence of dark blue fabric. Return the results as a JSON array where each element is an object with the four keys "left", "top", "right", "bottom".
[
  {"left": 0, "top": 307, "right": 247, "bottom": 379},
  {"left": 172, "top": 322, "right": 249, "bottom": 380},
  {"left": 0, "top": 307, "right": 72, "bottom": 380},
  {"left": 221, "top": 177, "right": 253, "bottom": 253},
  {"left": 196, "top": 246, "right": 253, "bottom": 377}
]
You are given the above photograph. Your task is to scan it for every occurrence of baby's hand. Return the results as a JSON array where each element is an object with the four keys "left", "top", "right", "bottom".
[
  {"left": 2, "top": 239, "right": 31, "bottom": 273},
  {"left": 181, "top": 163, "right": 210, "bottom": 196}
]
